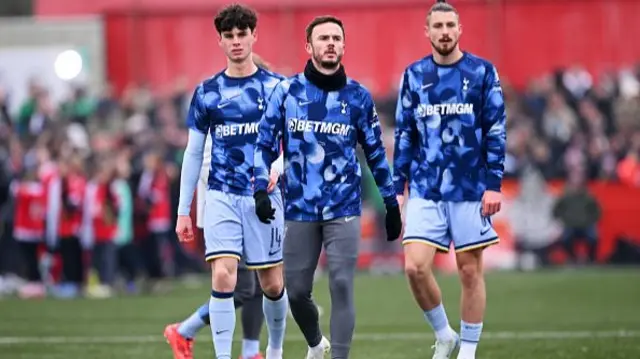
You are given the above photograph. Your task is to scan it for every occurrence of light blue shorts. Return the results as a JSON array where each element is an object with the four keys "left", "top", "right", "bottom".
[
  {"left": 203, "top": 190, "right": 284, "bottom": 269},
  {"left": 403, "top": 198, "right": 499, "bottom": 253}
]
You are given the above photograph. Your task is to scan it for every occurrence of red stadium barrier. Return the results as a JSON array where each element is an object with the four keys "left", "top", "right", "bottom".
[
  {"left": 37, "top": 0, "right": 638, "bottom": 95},
  {"left": 176, "top": 180, "right": 639, "bottom": 271},
  {"left": 358, "top": 180, "right": 640, "bottom": 272}
]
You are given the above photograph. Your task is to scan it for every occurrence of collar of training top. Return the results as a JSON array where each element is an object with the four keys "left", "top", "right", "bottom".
[{"left": 303, "top": 59, "right": 347, "bottom": 92}]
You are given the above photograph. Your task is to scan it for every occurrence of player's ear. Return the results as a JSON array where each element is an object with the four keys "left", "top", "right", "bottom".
[
  {"left": 458, "top": 23, "right": 463, "bottom": 36},
  {"left": 424, "top": 24, "right": 430, "bottom": 38},
  {"left": 305, "top": 41, "right": 312, "bottom": 56},
  {"left": 252, "top": 29, "right": 258, "bottom": 43}
]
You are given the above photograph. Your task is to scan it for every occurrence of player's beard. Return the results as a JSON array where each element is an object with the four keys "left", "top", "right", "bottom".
[
  {"left": 313, "top": 49, "right": 342, "bottom": 71},
  {"left": 431, "top": 39, "right": 458, "bottom": 57}
]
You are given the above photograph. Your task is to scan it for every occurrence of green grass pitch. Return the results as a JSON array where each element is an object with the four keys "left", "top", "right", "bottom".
[{"left": 1, "top": 268, "right": 639, "bottom": 358}]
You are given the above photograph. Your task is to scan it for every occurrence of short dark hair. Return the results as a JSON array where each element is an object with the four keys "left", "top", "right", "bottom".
[
  {"left": 427, "top": 0, "right": 459, "bottom": 24},
  {"left": 305, "top": 15, "right": 345, "bottom": 42},
  {"left": 214, "top": 4, "right": 258, "bottom": 34}
]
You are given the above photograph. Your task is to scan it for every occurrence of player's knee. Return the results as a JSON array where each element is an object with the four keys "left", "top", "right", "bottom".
[
  {"left": 257, "top": 267, "right": 284, "bottom": 298},
  {"left": 211, "top": 258, "right": 238, "bottom": 292},
  {"left": 403, "top": 243, "right": 436, "bottom": 280},
  {"left": 285, "top": 279, "right": 311, "bottom": 304},
  {"left": 259, "top": 274, "right": 283, "bottom": 298},
  {"left": 261, "top": 281, "right": 283, "bottom": 298},
  {"left": 328, "top": 271, "right": 352, "bottom": 298},
  {"left": 404, "top": 260, "right": 432, "bottom": 281},
  {"left": 457, "top": 256, "right": 483, "bottom": 288},
  {"left": 212, "top": 269, "right": 236, "bottom": 292}
]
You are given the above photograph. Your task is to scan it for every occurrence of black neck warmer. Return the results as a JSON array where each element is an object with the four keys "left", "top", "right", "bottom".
[{"left": 303, "top": 59, "right": 347, "bottom": 92}]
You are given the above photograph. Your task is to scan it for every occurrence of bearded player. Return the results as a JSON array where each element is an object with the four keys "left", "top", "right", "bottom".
[{"left": 393, "top": 1, "right": 506, "bottom": 358}]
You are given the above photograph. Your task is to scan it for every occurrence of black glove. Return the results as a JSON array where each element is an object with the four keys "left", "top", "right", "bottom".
[
  {"left": 254, "top": 190, "right": 275, "bottom": 224},
  {"left": 385, "top": 204, "right": 402, "bottom": 241}
]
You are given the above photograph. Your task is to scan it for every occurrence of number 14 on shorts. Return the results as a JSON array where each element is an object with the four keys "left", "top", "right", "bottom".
[{"left": 269, "top": 227, "right": 283, "bottom": 256}]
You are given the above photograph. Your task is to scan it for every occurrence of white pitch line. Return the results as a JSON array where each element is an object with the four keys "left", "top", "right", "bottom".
[{"left": 0, "top": 330, "right": 638, "bottom": 345}]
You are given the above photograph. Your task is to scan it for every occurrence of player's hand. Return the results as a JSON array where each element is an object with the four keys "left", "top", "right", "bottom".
[
  {"left": 254, "top": 190, "right": 275, "bottom": 224},
  {"left": 267, "top": 168, "right": 279, "bottom": 193},
  {"left": 481, "top": 190, "right": 502, "bottom": 216},
  {"left": 176, "top": 215, "right": 194, "bottom": 242},
  {"left": 385, "top": 203, "right": 403, "bottom": 241}
]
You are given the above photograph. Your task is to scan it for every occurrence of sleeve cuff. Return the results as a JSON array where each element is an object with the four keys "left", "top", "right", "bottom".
[
  {"left": 485, "top": 175, "right": 502, "bottom": 192},
  {"left": 384, "top": 195, "right": 399, "bottom": 207},
  {"left": 254, "top": 178, "right": 269, "bottom": 193},
  {"left": 177, "top": 207, "right": 191, "bottom": 216}
]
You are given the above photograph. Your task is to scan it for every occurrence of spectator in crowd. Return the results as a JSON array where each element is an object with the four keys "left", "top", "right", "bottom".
[
  {"left": 617, "top": 132, "right": 640, "bottom": 187},
  {"left": 552, "top": 172, "right": 602, "bottom": 264},
  {"left": 136, "top": 149, "right": 171, "bottom": 292},
  {"left": 49, "top": 154, "right": 87, "bottom": 299},
  {"left": 11, "top": 156, "right": 46, "bottom": 298},
  {"left": 508, "top": 165, "right": 562, "bottom": 269},
  {"left": 82, "top": 158, "right": 120, "bottom": 298},
  {"left": 113, "top": 158, "right": 138, "bottom": 294}
]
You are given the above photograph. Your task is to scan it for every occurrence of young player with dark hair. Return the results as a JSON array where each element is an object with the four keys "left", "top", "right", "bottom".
[
  {"left": 171, "top": 5, "right": 287, "bottom": 359},
  {"left": 164, "top": 53, "right": 282, "bottom": 359}
]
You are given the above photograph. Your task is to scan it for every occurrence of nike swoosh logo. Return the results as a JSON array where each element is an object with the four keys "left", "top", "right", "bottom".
[
  {"left": 268, "top": 249, "right": 281, "bottom": 256},
  {"left": 298, "top": 100, "right": 313, "bottom": 106},
  {"left": 274, "top": 318, "right": 284, "bottom": 322},
  {"left": 480, "top": 227, "right": 491, "bottom": 236},
  {"left": 422, "top": 83, "right": 433, "bottom": 90},
  {"left": 217, "top": 101, "right": 232, "bottom": 109},
  {"left": 215, "top": 330, "right": 229, "bottom": 335},
  {"left": 345, "top": 216, "right": 356, "bottom": 222}
]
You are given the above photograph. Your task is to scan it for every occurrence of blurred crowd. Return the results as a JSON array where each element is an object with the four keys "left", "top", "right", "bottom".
[
  {"left": 374, "top": 64, "right": 640, "bottom": 185},
  {"left": 1, "top": 63, "right": 640, "bottom": 298},
  {"left": 0, "top": 78, "right": 204, "bottom": 299},
  {"left": 498, "top": 65, "right": 640, "bottom": 184}
]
